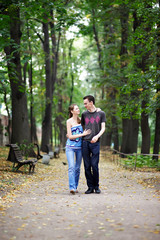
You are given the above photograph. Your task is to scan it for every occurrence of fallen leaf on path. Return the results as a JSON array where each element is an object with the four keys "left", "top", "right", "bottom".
[
  {"left": 133, "top": 225, "right": 140, "bottom": 228},
  {"left": 115, "top": 228, "right": 124, "bottom": 231}
]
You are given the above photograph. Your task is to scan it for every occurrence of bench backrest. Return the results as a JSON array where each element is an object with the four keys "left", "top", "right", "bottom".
[{"left": 7, "top": 144, "right": 23, "bottom": 163}]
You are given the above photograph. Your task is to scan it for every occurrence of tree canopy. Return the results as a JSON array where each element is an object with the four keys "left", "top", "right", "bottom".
[{"left": 0, "top": 0, "right": 160, "bottom": 156}]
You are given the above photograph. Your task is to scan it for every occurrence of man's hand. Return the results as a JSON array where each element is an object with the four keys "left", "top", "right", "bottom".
[{"left": 90, "top": 135, "right": 99, "bottom": 143}]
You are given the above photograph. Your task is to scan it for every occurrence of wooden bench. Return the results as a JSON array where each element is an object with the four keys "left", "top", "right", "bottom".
[
  {"left": 6, "top": 144, "right": 37, "bottom": 173},
  {"left": 28, "top": 143, "right": 43, "bottom": 160}
]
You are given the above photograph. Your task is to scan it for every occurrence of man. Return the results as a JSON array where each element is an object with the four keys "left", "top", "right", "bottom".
[{"left": 81, "top": 95, "right": 106, "bottom": 194}]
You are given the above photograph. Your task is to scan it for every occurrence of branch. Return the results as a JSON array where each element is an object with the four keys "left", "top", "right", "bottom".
[
  {"left": 33, "top": 29, "right": 44, "bottom": 45},
  {"left": 28, "top": 17, "right": 43, "bottom": 24}
]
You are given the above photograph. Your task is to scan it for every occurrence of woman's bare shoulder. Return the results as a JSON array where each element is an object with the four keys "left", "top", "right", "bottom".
[{"left": 67, "top": 118, "right": 73, "bottom": 124}]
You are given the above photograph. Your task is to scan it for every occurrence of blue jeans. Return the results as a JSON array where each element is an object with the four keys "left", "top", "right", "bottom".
[
  {"left": 66, "top": 147, "right": 82, "bottom": 191},
  {"left": 82, "top": 141, "right": 100, "bottom": 189}
]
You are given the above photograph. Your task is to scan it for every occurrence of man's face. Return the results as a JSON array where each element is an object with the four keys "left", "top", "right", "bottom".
[{"left": 84, "top": 98, "right": 93, "bottom": 110}]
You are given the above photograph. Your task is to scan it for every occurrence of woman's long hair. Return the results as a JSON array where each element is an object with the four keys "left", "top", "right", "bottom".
[{"left": 68, "top": 104, "right": 81, "bottom": 124}]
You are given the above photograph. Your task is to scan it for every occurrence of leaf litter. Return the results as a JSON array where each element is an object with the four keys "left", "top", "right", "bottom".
[{"left": 0, "top": 147, "right": 160, "bottom": 239}]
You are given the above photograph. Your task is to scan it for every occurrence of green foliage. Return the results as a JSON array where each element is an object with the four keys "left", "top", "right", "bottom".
[
  {"left": 0, "top": 0, "right": 160, "bottom": 150},
  {"left": 123, "top": 154, "right": 160, "bottom": 169},
  {"left": 18, "top": 140, "right": 34, "bottom": 159}
]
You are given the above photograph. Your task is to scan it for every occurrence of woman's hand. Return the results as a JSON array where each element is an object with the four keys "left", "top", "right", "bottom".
[
  {"left": 83, "top": 129, "right": 91, "bottom": 136},
  {"left": 66, "top": 128, "right": 91, "bottom": 139}
]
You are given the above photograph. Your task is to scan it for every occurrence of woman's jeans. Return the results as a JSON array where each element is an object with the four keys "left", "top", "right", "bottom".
[
  {"left": 82, "top": 141, "right": 100, "bottom": 189},
  {"left": 66, "top": 147, "right": 82, "bottom": 191}
]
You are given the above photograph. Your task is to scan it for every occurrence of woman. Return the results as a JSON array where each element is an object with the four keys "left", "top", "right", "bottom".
[{"left": 66, "top": 104, "right": 91, "bottom": 194}]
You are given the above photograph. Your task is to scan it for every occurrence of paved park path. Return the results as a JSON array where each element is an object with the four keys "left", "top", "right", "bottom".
[{"left": 0, "top": 152, "right": 160, "bottom": 240}]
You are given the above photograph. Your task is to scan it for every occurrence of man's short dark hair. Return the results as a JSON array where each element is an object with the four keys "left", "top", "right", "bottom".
[{"left": 83, "top": 95, "right": 95, "bottom": 104}]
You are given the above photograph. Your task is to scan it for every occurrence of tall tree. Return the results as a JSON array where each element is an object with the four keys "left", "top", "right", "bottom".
[
  {"left": 132, "top": 2, "right": 153, "bottom": 154},
  {"left": 119, "top": 3, "right": 135, "bottom": 154},
  {"left": 3, "top": 2, "right": 31, "bottom": 144},
  {"left": 153, "top": 0, "right": 160, "bottom": 160},
  {"left": 41, "top": 13, "right": 52, "bottom": 152},
  {"left": 86, "top": 2, "right": 120, "bottom": 150}
]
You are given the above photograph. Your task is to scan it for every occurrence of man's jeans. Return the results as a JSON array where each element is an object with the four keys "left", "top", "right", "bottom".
[
  {"left": 82, "top": 140, "right": 100, "bottom": 189},
  {"left": 66, "top": 147, "right": 82, "bottom": 191}
]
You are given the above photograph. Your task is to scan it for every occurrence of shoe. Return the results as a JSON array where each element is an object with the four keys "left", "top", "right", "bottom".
[
  {"left": 70, "top": 190, "right": 75, "bottom": 194},
  {"left": 85, "top": 188, "right": 94, "bottom": 194},
  {"left": 95, "top": 187, "right": 101, "bottom": 194},
  {"left": 75, "top": 190, "right": 78, "bottom": 193}
]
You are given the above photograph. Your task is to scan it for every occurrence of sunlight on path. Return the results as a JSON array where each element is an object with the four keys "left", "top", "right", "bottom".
[{"left": 0, "top": 152, "right": 160, "bottom": 240}]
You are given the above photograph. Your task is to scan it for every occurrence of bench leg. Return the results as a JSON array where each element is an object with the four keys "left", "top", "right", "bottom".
[
  {"left": 14, "top": 163, "right": 23, "bottom": 171},
  {"left": 32, "top": 164, "right": 35, "bottom": 173},
  {"left": 29, "top": 163, "right": 36, "bottom": 174},
  {"left": 15, "top": 163, "right": 34, "bottom": 174},
  {"left": 12, "top": 161, "right": 36, "bottom": 174}
]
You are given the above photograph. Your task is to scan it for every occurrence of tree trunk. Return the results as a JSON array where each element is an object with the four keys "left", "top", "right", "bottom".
[
  {"left": 50, "top": 11, "right": 61, "bottom": 92},
  {"left": 106, "top": 131, "right": 112, "bottom": 147},
  {"left": 56, "top": 96, "right": 66, "bottom": 148},
  {"left": 119, "top": 4, "right": 129, "bottom": 58},
  {"left": 112, "top": 115, "right": 119, "bottom": 151},
  {"left": 153, "top": 0, "right": 160, "bottom": 160},
  {"left": 68, "top": 39, "right": 74, "bottom": 105},
  {"left": 133, "top": 5, "right": 152, "bottom": 154},
  {"left": 32, "top": 117, "right": 38, "bottom": 143},
  {"left": 119, "top": 4, "right": 132, "bottom": 154},
  {"left": 108, "top": 87, "right": 119, "bottom": 151},
  {"left": 121, "top": 119, "right": 130, "bottom": 155},
  {"left": 129, "top": 118, "right": 139, "bottom": 153},
  {"left": 92, "top": 9, "right": 103, "bottom": 70},
  {"left": 50, "top": 11, "right": 61, "bottom": 146},
  {"left": 27, "top": 21, "right": 37, "bottom": 143},
  {"left": 41, "top": 20, "right": 52, "bottom": 152},
  {"left": 4, "top": 4, "right": 30, "bottom": 144},
  {"left": 29, "top": 60, "right": 34, "bottom": 142},
  {"left": 153, "top": 107, "right": 160, "bottom": 160},
  {"left": 121, "top": 118, "right": 139, "bottom": 155},
  {"left": 141, "top": 100, "right": 150, "bottom": 154}
]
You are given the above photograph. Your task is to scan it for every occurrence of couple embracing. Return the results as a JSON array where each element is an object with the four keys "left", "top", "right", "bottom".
[{"left": 66, "top": 95, "right": 106, "bottom": 194}]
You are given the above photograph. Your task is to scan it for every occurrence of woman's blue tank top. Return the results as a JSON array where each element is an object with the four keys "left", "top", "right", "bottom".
[{"left": 66, "top": 125, "right": 83, "bottom": 149}]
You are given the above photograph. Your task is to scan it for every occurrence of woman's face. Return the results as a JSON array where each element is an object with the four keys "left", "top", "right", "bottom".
[{"left": 72, "top": 105, "right": 80, "bottom": 115}]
